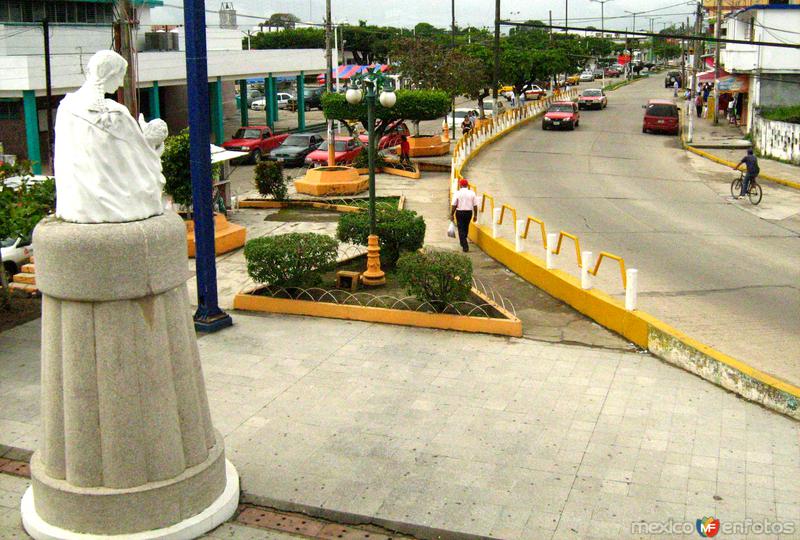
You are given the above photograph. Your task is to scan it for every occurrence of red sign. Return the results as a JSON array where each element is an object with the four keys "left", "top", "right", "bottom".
[{"left": 617, "top": 54, "right": 631, "bottom": 65}]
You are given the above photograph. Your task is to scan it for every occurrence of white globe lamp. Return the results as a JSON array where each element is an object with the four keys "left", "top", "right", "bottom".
[
  {"left": 379, "top": 91, "right": 397, "bottom": 108},
  {"left": 346, "top": 88, "right": 362, "bottom": 105}
]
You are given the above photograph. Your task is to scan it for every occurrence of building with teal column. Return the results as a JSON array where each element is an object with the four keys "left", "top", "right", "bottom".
[
  {"left": 22, "top": 91, "right": 41, "bottom": 175},
  {"left": 148, "top": 82, "right": 161, "bottom": 120},
  {"left": 270, "top": 76, "right": 279, "bottom": 123},
  {"left": 210, "top": 77, "right": 224, "bottom": 145},
  {"left": 296, "top": 72, "right": 305, "bottom": 130}
]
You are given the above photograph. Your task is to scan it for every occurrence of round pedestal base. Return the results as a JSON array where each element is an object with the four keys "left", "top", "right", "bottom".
[{"left": 21, "top": 460, "right": 239, "bottom": 540}]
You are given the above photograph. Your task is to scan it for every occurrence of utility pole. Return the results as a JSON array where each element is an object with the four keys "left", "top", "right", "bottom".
[
  {"left": 325, "top": 0, "right": 335, "bottom": 165},
  {"left": 451, "top": 0, "right": 456, "bottom": 138},
  {"left": 42, "top": 18, "right": 54, "bottom": 172},
  {"left": 565, "top": 0, "right": 568, "bottom": 31},
  {"left": 590, "top": 0, "right": 613, "bottom": 39},
  {"left": 114, "top": 0, "right": 138, "bottom": 117},
  {"left": 713, "top": 0, "right": 721, "bottom": 124},
  {"left": 549, "top": 10, "right": 553, "bottom": 39},
  {"left": 493, "top": 0, "right": 500, "bottom": 118},
  {"left": 689, "top": 1, "right": 703, "bottom": 142}
]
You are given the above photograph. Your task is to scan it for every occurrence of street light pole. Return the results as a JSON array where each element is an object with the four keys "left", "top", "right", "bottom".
[
  {"left": 590, "top": 0, "right": 613, "bottom": 38},
  {"left": 451, "top": 0, "right": 456, "bottom": 140},
  {"left": 493, "top": 0, "right": 500, "bottom": 117}
]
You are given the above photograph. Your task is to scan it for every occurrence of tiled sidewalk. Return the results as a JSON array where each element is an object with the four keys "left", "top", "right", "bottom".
[{"left": 2, "top": 314, "right": 799, "bottom": 539}]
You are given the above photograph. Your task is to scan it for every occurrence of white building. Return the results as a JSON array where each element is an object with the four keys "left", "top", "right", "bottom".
[
  {"left": 722, "top": 4, "right": 800, "bottom": 131},
  {"left": 0, "top": 0, "right": 326, "bottom": 173}
]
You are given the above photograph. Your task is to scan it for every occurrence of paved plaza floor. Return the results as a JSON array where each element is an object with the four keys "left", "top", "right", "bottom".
[{"left": 2, "top": 312, "right": 799, "bottom": 539}]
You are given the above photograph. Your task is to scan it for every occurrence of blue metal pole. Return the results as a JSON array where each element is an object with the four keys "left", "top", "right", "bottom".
[
  {"left": 296, "top": 72, "right": 305, "bottom": 130},
  {"left": 149, "top": 81, "right": 161, "bottom": 120},
  {"left": 183, "top": 0, "right": 232, "bottom": 332},
  {"left": 270, "top": 75, "right": 278, "bottom": 123},
  {"left": 238, "top": 79, "right": 248, "bottom": 127}
]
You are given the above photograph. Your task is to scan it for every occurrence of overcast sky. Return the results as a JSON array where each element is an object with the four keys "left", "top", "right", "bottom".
[{"left": 153, "top": 0, "right": 696, "bottom": 33}]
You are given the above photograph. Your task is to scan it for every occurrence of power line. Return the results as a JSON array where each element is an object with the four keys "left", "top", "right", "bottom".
[{"left": 501, "top": 20, "right": 800, "bottom": 50}]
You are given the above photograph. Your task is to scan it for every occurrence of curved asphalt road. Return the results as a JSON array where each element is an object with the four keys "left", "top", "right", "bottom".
[{"left": 466, "top": 75, "right": 800, "bottom": 387}]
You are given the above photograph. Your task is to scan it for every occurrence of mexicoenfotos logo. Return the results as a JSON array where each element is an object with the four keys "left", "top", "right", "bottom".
[{"left": 696, "top": 517, "right": 720, "bottom": 537}]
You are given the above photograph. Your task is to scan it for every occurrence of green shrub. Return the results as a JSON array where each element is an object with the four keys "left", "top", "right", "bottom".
[
  {"left": 336, "top": 207, "right": 425, "bottom": 267},
  {"left": 161, "top": 129, "right": 220, "bottom": 209},
  {"left": 244, "top": 233, "right": 338, "bottom": 288},
  {"left": 396, "top": 249, "right": 473, "bottom": 312},
  {"left": 761, "top": 105, "right": 800, "bottom": 124},
  {"left": 254, "top": 160, "right": 288, "bottom": 200}
]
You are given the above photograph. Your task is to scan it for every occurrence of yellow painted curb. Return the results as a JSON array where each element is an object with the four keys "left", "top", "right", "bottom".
[
  {"left": 684, "top": 144, "right": 800, "bottom": 191},
  {"left": 233, "top": 290, "right": 523, "bottom": 337}
]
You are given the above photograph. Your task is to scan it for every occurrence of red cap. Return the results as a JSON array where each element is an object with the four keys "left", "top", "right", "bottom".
[{"left": 459, "top": 178, "right": 469, "bottom": 188}]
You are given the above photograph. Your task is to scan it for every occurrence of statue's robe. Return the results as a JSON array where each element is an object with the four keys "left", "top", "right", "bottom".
[{"left": 54, "top": 94, "right": 165, "bottom": 223}]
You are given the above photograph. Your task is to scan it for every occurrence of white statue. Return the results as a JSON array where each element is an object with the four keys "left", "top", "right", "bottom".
[{"left": 54, "top": 50, "right": 169, "bottom": 223}]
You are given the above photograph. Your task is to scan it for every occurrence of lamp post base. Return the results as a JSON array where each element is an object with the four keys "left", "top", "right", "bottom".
[{"left": 361, "top": 234, "right": 385, "bottom": 286}]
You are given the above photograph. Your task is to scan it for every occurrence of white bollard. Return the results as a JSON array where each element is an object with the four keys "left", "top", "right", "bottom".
[
  {"left": 581, "top": 251, "right": 593, "bottom": 290},
  {"left": 546, "top": 233, "right": 557, "bottom": 269},
  {"left": 492, "top": 208, "right": 501, "bottom": 238},
  {"left": 515, "top": 219, "right": 525, "bottom": 252},
  {"left": 625, "top": 268, "right": 638, "bottom": 311}
]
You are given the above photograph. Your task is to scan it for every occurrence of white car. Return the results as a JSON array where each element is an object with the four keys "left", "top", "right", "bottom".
[
  {"left": 251, "top": 93, "right": 294, "bottom": 111},
  {"left": 445, "top": 106, "right": 500, "bottom": 129},
  {"left": 579, "top": 71, "right": 595, "bottom": 82},
  {"left": 2, "top": 236, "right": 32, "bottom": 281}
]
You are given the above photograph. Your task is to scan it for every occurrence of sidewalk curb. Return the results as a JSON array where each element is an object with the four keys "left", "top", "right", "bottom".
[
  {"left": 242, "top": 491, "right": 494, "bottom": 540},
  {"left": 456, "top": 81, "right": 800, "bottom": 421},
  {"left": 682, "top": 136, "right": 800, "bottom": 191}
]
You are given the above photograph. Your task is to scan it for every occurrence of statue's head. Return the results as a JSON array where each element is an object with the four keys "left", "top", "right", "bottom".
[{"left": 86, "top": 50, "right": 128, "bottom": 94}]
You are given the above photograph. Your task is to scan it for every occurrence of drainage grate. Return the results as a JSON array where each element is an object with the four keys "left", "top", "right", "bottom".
[
  {"left": 0, "top": 459, "right": 30, "bottom": 478},
  {"left": 318, "top": 523, "right": 393, "bottom": 539}
]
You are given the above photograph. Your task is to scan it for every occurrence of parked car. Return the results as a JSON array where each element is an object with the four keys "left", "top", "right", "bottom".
[
  {"left": 523, "top": 84, "right": 547, "bottom": 100},
  {"left": 579, "top": 71, "right": 594, "bottom": 83},
  {"left": 377, "top": 120, "right": 411, "bottom": 149},
  {"left": 498, "top": 84, "right": 515, "bottom": 100},
  {"left": 266, "top": 133, "right": 324, "bottom": 167},
  {"left": 577, "top": 88, "right": 607, "bottom": 110},
  {"left": 566, "top": 74, "right": 581, "bottom": 85},
  {"left": 288, "top": 87, "right": 324, "bottom": 111},
  {"left": 245, "top": 89, "right": 263, "bottom": 108},
  {"left": 664, "top": 71, "right": 682, "bottom": 88},
  {"left": 251, "top": 93, "right": 294, "bottom": 112},
  {"left": 604, "top": 67, "right": 620, "bottom": 78},
  {"left": 1, "top": 235, "right": 32, "bottom": 282},
  {"left": 222, "top": 125, "right": 290, "bottom": 163},
  {"left": 592, "top": 68, "right": 605, "bottom": 80},
  {"left": 305, "top": 137, "right": 364, "bottom": 166},
  {"left": 642, "top": 99, "right": 679, "bottom": 135},
  {"left": 542, "top": 101, "right": 580, "bottom": 130}
]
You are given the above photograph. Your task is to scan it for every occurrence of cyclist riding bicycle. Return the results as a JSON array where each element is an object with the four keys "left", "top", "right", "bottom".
[{"left": 733, "top": 149, "right": 759, "bottom": 199}]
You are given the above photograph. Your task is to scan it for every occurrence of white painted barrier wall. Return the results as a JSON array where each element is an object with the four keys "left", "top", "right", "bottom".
[{"left": 752, "top": 114, "right": 800, "bottom": 165}]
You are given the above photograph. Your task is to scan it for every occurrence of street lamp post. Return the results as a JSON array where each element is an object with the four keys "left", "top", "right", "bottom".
[{"left": 346, "top": 73, "right": 396, "bottom": 286}]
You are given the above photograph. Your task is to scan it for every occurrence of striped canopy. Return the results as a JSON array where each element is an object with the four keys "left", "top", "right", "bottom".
[{"left": 317, "top": 64, "right": 390, "bottom": 83}]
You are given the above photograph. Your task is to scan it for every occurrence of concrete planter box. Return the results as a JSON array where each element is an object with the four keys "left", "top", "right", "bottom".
[{"left": 407, "top": 135, "right": 450, "bottom": 157}]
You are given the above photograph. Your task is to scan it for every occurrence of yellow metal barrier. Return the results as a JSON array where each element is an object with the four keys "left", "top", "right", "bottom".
[
  {"left": 589, "top": 252, "right": 627, "bottom": 288},
  {"left": 554, "top": 231, "right": 582, "bottom": 267},
  {"left": 497, "top": 204, "right": 517, "bottom": 225},
  {"left": 480, "top": 193, "right": 495, "bottom": 214},
  {"left": 521, "top": 216, "right": 547, "bottom": 249}
]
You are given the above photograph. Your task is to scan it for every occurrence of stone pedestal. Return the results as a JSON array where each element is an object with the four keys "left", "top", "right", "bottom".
[{"left": 22, "top": 211, "right": 239, "bottom": 539}]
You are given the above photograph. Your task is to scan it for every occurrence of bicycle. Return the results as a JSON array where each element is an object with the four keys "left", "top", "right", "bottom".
[{"left": 730, "top": 170, "right": 762, "bottom": 205}]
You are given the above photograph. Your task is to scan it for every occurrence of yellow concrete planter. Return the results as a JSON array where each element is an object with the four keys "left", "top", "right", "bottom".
[
  {"left": 407, "top": 135, "right": 450, "bottom": 157},
  {"left": 353, "top": 165, "right": 421, "bottom": 179},
  {"left": 294, "top": 166, "right": 368, "bottom": 196},
  {"left": 185, "top": 213, "right": 246, "bottom": 258},
  {"left": 238, "top": 199, "right": 362, "bottom": 213},
  {"left": 233, "top": 286, "right": 522, "bottom": 337}
]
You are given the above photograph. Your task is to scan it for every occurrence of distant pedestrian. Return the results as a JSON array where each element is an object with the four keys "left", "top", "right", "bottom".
[
  {"left": 510, "top": 92, "right": 517, "bottom": 108},
  {"left": 399, "top": 134, "right": 411, "bottom": 165},
  {"left": 461, "top": 114, "right": 473, "bottom": 136},
  {"left": 673, "top": 80, "right": 680, "bottom": 97},
  {"left": 519, "top": 91, "right": 526, "bottom": 108},
  {"left": 450, "top": 178, "right": 478, "bottom": 252},
  {"left": 695, "top": 93, "right": 703, "bottom": 117}
]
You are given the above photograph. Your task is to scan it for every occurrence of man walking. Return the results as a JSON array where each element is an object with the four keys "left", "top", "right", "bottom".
[
  {"left": 450, "top": 178, "right": 478, "bottom": 252},
  {"left": 673, "top": 79, "right": 680, "bottom": 97}
]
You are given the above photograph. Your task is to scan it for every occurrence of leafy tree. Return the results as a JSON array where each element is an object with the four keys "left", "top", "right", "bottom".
[
  {"left": 250, "top": 27, "right": 325, "bottom": 49},
  {"left": 264, "top": 13, "right": 300, "bottom": 30},
  {"left": 340, "top": 22, "right": 400, "bottom": 64},
  {"left": 322, "top": 89, "right": 450, "bottom": 138}
]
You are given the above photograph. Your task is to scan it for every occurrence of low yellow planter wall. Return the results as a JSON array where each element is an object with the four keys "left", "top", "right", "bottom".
[
  {"left": 408, "top": 135, "right": 450, "bottom": 157},
  {"left": 185, "top": 213, "right": 246, "bottom": 258},
  {"left": 234, "top": 288, "right": 522, "bottom": 338}
]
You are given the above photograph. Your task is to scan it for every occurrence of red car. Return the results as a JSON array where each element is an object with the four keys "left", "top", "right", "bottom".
[
  {"left": 577, "top": 88, "right": 607, "bottom": 110},
  {"left": 642, "top": 99, "right": 679, "bottom": 135},
  {"left": 542, "top": 101, "right": 580, "bottom": 130},
  {"left": 604, "top": 67, "right": 620, "bottom": 77},
  {"left": 222, "top": 126, "right": 289, "bottom": 163},
  {"left": 305, "top": 137, "right": 364, "bottom": 167}
]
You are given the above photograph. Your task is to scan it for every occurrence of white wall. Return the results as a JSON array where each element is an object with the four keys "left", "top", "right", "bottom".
[
  {"left": 753, "top": 114, "right": 800, "bottom": 165},
  {"left": 723, "top": 9, "right": 800, "bottom": 73},
  {"left": 0, "top": 24, "right": 111, "bottom": 57}
]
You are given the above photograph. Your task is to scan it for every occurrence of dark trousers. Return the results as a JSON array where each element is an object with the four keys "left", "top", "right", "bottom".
[
  {"left": 740, "top": 173, "right": 754, "bottom": 197},
  {"left": 455, "top": 210, "right": 473, "bottom": 252},
  {"left": 696, "top": 104, "right": 703, "bottom": 117}
]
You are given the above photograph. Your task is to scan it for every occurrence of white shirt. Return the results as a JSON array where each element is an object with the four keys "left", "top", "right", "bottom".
[{"left": 452, "top": 187, "right": 477, "bottom": 211}]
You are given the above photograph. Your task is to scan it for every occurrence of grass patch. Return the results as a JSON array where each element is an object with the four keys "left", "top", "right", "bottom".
[{"left": 760, "top": 105, "right": 800, "bottom": 124}]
